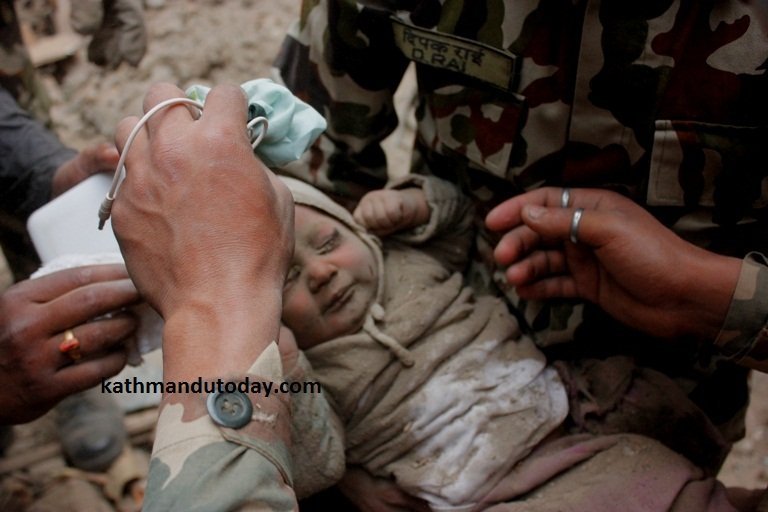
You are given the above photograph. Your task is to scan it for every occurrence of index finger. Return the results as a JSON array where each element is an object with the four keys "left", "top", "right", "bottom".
[
  {"left": 196, "top": 84, "right": 249, "bottom": 139},
  {"left": 486, "top": 188, "right": 564, "bottom": 231},
  {"left": 142, "top": 82, "right": 197, "bottom": 137},
  {"left": 47, "top": 278, "right": 140, "bottom": 329},
  {"left": 17, "top": 264, "right": 131, "bottom": 303}
]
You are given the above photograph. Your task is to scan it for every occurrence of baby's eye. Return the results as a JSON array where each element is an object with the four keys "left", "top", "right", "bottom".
[
  {"left": 284, "top": 266, "right": 300, "bottom": 288},
  {"left": 318, "top": 230, "right": 339, "bottom": 254}
]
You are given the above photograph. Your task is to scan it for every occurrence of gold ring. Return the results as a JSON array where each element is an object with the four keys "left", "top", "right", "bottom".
[{"left": 59, "top": 329, "right": 82, "bottom": 362}]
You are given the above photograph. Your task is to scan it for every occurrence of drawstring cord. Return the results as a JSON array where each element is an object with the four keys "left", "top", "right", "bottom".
[{"left": 363, "top": 303, "right": 415, "bottom": 367}]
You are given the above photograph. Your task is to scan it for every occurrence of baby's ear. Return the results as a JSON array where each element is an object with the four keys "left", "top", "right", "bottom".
[{"left": 277, "top": 324, "right": 300, "bottom": 374}]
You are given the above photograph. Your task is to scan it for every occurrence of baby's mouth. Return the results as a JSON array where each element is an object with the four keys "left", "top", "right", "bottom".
[{"left": 324, "top": 285, "right": 354, "bottom": 314}]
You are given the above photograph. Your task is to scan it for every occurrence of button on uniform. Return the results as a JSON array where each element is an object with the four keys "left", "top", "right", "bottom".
[{"left": 206, "top": 391, "right": 253, "bottom": 429}]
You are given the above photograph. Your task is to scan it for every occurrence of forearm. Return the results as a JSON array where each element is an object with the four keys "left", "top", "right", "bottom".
[
  {"left": 389, "top": 175, "right": 475, "bottom": 271},
  {"left": 161, "top": 287, "right": 283, "bottom": 382},
  {"left": 0, "top": 87, "right": 75, "bottom": 218},
  {"left": 111, "top": 83, "right": 300, "bottom": 510},
  {"left": 673, "top": 246, "right": 743, "bottom": 343},
  {"left": 145, "top": 273, "right": 295, "bottom": 508},
  {"left": 148, "top": 287, "right": 295, "bottom": 510}
]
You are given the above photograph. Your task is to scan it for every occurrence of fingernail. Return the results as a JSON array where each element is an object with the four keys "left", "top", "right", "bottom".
[{"left": 525, "top": 205, "right": 546, "bottom": 220}]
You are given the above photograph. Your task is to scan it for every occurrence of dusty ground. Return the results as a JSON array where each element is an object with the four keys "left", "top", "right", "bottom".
[
  {"left": 46, "top": 0, "right": 301, "bottom": 151},
  {"left": 1, "top": 0, "right": 767, "bottom": 509}
]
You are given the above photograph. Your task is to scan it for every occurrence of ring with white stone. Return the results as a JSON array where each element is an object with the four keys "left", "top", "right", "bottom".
[{"left": 561, "top": 187, "right": 571, "bottom": 208}]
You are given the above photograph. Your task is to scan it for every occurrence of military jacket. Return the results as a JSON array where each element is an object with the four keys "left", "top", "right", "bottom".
[
  {"left": 274, "top": 1, "right": 768, "bottom": 413},
  {"left": 276, "top": 0, "right": 768, "bottom": 236}
]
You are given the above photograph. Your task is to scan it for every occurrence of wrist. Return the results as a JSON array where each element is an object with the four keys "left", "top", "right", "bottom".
[
  {"left": 675, "top": 247, "right": 741, "bottom": 341},
  {"left": 161, "top": 286, "right": 282, "bottom": 382},
  {"left": 401, "top": 188, "right": 430, "bottom": 228}
]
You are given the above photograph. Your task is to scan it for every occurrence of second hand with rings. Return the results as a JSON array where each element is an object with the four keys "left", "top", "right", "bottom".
[{"left": 561, "top": 187, "right": 585, "bottom": 245}]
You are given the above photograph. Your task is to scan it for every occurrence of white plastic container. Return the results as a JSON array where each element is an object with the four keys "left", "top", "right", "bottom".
[{"left": 27, "top": 174, "right": 120, "bottom": 262}]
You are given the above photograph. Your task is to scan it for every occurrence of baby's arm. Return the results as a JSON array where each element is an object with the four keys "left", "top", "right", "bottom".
[
  {"left": 353, "top": 188, "right": 430, "bottom": 236},
  {"left": 381, "top": 175, "right": 475, "bottom": 272},
  {"left": 280, "top": 327, "right": 346, "bottom": 498}
]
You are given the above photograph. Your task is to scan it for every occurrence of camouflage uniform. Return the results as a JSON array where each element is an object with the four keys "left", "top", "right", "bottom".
[
  {"left": 144, "top": 343, "right": 299, "bottom": 511},
  {"left": 273, "top": 0, "right": 768, "bottom": 440}
]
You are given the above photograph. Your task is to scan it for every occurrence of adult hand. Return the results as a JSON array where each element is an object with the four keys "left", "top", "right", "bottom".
[
  {"left": 338, "top": 467, "right": 430, "bottom": 512},
  {"left": 112, "top": 83, "right": 294, "bottom": 380},
  {"left": 0, "top": 264, "right": 138, "bottom": 424},
  {"left": 485, "top": 187, "right": 742, "bottom": 341},
  {"left": 51, "top": 142, "right": 119, "bottom": 197},
  {"left": 353, "top": 188, "right": 430, "bottom": 236}
]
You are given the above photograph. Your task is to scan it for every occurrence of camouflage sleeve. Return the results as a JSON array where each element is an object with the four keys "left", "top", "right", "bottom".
[
  {"left": 386, "top": 174, "right": 475, "bottom": 273},
  {"left": 0, "top": 86, "right": 76, "bottom": 219},
  {"left": 714, "top": 252, "right": 768, "bottom": 372},
  {"left": 144, "top": 343, "right": 299, "bottom": 512},
  {"left": 273, "top": 0, "right": 410, "bottom": 203}
]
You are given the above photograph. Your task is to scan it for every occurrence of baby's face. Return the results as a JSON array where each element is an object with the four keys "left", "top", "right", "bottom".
[{"left": 282, "top": 205, "right": 378, "bottom": 349}]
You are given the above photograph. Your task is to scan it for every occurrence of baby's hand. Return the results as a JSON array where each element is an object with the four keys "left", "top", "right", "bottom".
[{"left": 353, "top": 188, "right": 429, "bottom": 236}]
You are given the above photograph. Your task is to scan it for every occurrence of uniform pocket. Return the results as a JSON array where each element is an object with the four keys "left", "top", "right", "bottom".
[{"left": 647, "top": 120, "right": 768, "bottom": 223}]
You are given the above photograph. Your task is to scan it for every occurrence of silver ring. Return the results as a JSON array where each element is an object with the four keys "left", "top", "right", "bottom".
[
  {"left": 569, "top": 208, "right": 584, "bottom": 244},
  {"left": 560, "top": 187, "right": 571, "bottom": 208}
]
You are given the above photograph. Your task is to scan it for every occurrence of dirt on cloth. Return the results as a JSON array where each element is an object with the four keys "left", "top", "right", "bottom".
[{"left": 1, "top": 0, "right": 767, "bottom": 510}]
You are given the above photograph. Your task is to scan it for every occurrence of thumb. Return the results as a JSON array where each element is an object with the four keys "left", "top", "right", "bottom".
[{"left": 521, "top": 205, "right": 614, "bottom": 247}]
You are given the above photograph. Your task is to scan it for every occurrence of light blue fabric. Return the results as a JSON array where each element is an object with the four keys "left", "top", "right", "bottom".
[{"left": 186, "top": 79, "right": 327, "bottom": 168}]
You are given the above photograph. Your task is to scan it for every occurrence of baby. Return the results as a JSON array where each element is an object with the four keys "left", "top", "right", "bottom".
[{"left": 279, "top": 175, "right": 741, "bottom": 511}]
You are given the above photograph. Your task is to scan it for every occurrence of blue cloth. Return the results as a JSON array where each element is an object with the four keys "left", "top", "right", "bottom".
[{"left": 187, "top": 79, "right": 327, "bottom": 168}]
